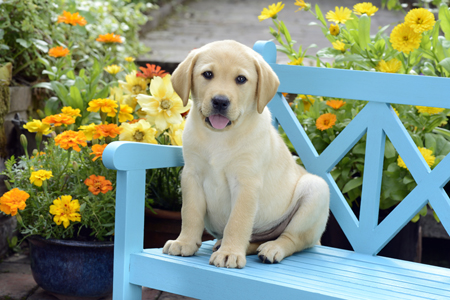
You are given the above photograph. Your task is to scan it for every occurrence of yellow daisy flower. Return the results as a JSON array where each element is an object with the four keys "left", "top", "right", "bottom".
[
  {"left": 124, "top": 57, "right": 135, "bottom": 62},
  {"left": 332, "top": 40, "right": 347, "bottom": 51},
  {"left": 137, "top": 75, "right": 191, "bottom": 131},
  {"left": 109, "top": 86, "right": 138, "bottom": 111},
  {"left": 404, "top": 8, "right": 436, "bottom": 34},
  {"left": 119, "top": 71, "right": 148, "bottom": 96},
  {"left": 415, "top": 106, "right": 445, "bottom": 115},
  {"left": 119, "top": 119, "right": 158, "bottom": 143},
  {"left": 87, "top": 98, "right": 118, "bottom": 117},
  {"left": 389, "top": 23, "right": 422, "bottom": 54},
  {"left": 29, "top": 170, "right": 53, "bottom": 187},
  {"left": 166, "top": 120, "right": 186, "bottom": 146},
  {"left": 397, "top": 147, "right": 435, "bottom": 170},
  {"left": 353, "top": 2, "right": 378, "bottom": 16},
  {"left": 104, "top": 64, "right": 122, "bottom": 75},
  {"left": 299, "top": 95, "right": 315, "bottom": 112},
  {"left": 294, "top": 0, "right": 308, "bottom": 12},
  {"left": 79, "top": 123, "right": 97, "bottom": 141},
  {"left": 258, "top": 2, "right": 285, "bottom": 21},
  {"left": 376, "top": 58, "right": 402, "bottom": 73},
  {"left": 329, "top": 24, "right": 340, "bottom": 36},
  {"left": 326, "top": 7, "right": 353, "bottom": 24},
  {"left": 287, "top": 57, "right": 304, "bottom": 66},
  {"left": 23, "top": 119, "right": 52, "bottom": 135}
]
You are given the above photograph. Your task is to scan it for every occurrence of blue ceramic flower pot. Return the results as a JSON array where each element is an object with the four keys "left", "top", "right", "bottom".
[{"left": 28, "top": 236, "right": 114, "bottom": 298}]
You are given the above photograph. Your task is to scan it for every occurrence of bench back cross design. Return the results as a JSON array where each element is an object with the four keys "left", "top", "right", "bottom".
[{"left": 104, "top": 41, "right": 450, "bottom": 300}]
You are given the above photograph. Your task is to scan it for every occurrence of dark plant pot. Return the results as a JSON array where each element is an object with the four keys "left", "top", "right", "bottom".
[
  {"left": 144, "top": 208, "right": 214, "bottom": 248},
  {"left": 28, "top": 236, "right": 114, "bottom": 299}
]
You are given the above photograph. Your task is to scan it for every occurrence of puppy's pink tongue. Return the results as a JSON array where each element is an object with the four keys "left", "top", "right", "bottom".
[{"left": 209, "top": 114, "right": 230, "bottom": 129}]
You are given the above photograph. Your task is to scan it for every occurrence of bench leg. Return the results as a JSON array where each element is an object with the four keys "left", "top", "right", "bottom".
[{"left": 113, "top": 170, "right": 146, "bottom": 300}]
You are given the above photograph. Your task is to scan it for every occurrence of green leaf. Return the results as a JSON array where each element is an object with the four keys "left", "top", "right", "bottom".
[
  {"left": 358, "top": 15, "right": 371, "bottom": 50},
  {"left": 16, "top": 38, "right": 30, "bottom": 48},
  {"left": 32, "top": 82, "right": 52, "bottom": 90},
  {"left": 384, "top": 140, "right": 396, "bottom": 159},
  {"left": 315, "top": 4, "right": 327, "bottom": 27},
  {"left": 69, "top": 86, "right": 84, "bottom": 110},
  {"left": 425, "top": 133, "right": 437, "bottom": 152},
  {"left": 50, "top": 81, "right": 69, "bottom": 105},
  {"left": 352, "top": 143, "right": 366, "bottom": 155},
  {"left": 342, "top": 177, "right": 363, "bottom": 194},
  {"left": 438, "top": 57, "right": 450, "bottom": 74},
  {"left": 30, "top": 38, "right": 48, "bottom": 53},
  {"left": 439, "top": 4, "right": 450, "bottom": 40},
  {"left": 44, "top": 97, "right": 60, "bottom": 116},
  {"left": 92, "top": 86, "right": 110, "bottom": 101}
]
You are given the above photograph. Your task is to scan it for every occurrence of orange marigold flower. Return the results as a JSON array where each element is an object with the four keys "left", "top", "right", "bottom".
[
  {"left": 57, "top": 11, "right": 87, "bottom": 26},
  {"left": 0, "top": 188, "right": 29, "bottom": 216},
  {"left": 93, "top": 124, "right": 122, "bottom": 139},
  {"left": 87, "top": 99, "right": 118, "bottom": 117},
  {"left": 96, "top": 33, "right": 123, "bottom": 44},
  {"left": 84, "top": 175, "right": 113, "bottom": 195},
  {"left": 48, "top": 46, "right": 70, "bottom": 58},
  {"left": 54, "top": 130, "right": 87, "bottom": 152},
  {"left": 326, "top": 99, "right": 346, "bottom": 110},
  {"left": 90, "top": 144, "right": 108, "bottom": 161},
  {"left": 42, "top": 114, "right": 75, "bottom": 127},
  {"left": 136, "top": 64, "right": 169, "bottom": 80},
  {"left": 316, "top": 113, "right": 337, "bottom": 131}
]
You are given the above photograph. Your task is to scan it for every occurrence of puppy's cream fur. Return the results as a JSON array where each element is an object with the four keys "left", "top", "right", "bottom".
[{"left": 163, "top": 40, "right": 329, "bottom": 268}]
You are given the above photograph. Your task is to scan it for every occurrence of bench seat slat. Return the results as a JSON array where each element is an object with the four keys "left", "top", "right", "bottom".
[{"left": 131, "top": 241, "right": 448, "bottom": 300}]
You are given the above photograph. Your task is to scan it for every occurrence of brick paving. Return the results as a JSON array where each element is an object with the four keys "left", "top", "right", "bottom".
[{"left": 0, "top": 0, "right": 404, "bottom": 299}]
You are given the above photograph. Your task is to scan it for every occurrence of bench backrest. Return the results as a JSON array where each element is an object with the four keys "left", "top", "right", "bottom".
[
  {"left": 254, "top": 40, "right": 450, "bottom": 255},
  {"left": 104, "top": 40, "right": 450, "bottom": 258}
]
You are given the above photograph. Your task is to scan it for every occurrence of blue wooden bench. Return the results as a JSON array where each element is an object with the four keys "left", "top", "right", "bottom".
[{"left": 103, "top": 41, "right": 450, "bottom": 299}]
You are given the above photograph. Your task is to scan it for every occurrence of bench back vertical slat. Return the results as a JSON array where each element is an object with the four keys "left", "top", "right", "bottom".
[{"left": 254, "top": 40, "right": 450, "bottom": 256}]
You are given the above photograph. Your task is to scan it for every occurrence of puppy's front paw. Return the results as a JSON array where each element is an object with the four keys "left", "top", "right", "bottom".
[
  {"left": 209, "top": 249, "right": 246, "bottom": 268},
  {"left": 162, "top": 240, "right": 199, "bottom": 257},
  {"left": 257, "top": 241, "right": 286, "bottom": 264}
]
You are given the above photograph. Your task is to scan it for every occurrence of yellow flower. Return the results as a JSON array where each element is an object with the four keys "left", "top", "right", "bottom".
[
  {"left": 109, "top": 86, "right": 138, "bottom": 111},
  {"left": 119, "top": 71, "right": 148, "bottom": 96},
  {"left": 29, "top": 170, "right": 53, "bottom": 187},
  {"left": 61, "top": 106, "right": 81, "bottom": 118},
  {"left": 326, "top": 7, "right": 353, "bottom": 24},
  {"left": 258, "top": 2, "right": 285, "bottom": 21},
  {"left": 125, "top": 57, "right": 135, "bottom": 62},
  {"left": 405, "top": 8, "right": 436, "bottom": 34},
  {"left": 294, "top": 0, "right": 308, "bottom": 12},
  {"left": 137, "top": 75, "right": 191, "bottom": 131},
  {"left": 389, "top": 23, "right": 422, "bottom": 54},
  {"left": 119, "top": 119, "right": 158, "bottom": 143},
  {"left": 298, "top": 95, "right": 315, "bottom": 111},
  {"left": 397, "top": 147, "right": 435, "bottom": 170},
  {"left": 49, "top": 195, "right": 81, "bottom": 228},
  {"left": 57, "top": 11, "right": 87, "bottom": 26},
  {"left": 23, "top": 120, "right": 52, "bottom": 135},
  {"left": 79, "top": 123, "right": 97, "bottom": 141},
  {"left": 104, "top": 64, "right": 122, "bottom": 75},
  {"left": 316, "top": 113, "right": 337, "bottom": 131},
  {"left": 0, "top": 188, "right": 29, "bottom": 216},
  {"left": 326, "top": 99, "right": 346, "bottom": 109},
  {"left": 415, "top": 106, "right": 445, "bottom": 115},
  {"left": 287, "top": 57, "right": 303, "bottom": 66},
  {"left": 329, "top": 24, "right": 340, "bottom": 36},
  {"left": 48, "top": 46, "right": 70, "bottom": 58},
  {"left": 376, "top": 58, "right": 402, "bottom": 73},
  {"left": 87, "top": 98, "right": 118, "bottom": 117},
  {"left": 353, "top": 2, "right": 378, "bottom": 16},
  {"left": 332, "top": 40, "right": 347, "bottom": 51},
  {"left": 118, "top": 104, "right": 134, "bottom": 123},
  {"left": 54, "top": 130, "right": 87, "bottom": 152},
  {"left": 393, "top": 108, "right": 400, "bottom": 117},
  {"left": 166, "top": 120, "right": 186, "bottom": 146}
]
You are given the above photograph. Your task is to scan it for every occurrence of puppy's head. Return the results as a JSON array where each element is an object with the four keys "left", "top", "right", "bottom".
[{"left": 171, "top": 40, "right": 280, "bottom": 131}]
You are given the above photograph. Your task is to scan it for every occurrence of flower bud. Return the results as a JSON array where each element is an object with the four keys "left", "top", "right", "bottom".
[
  {"left": 36, "top": 109, "right": 45, "bottom": 119},
  {"left": 304, "top": 3, "right": 311, "bottom": 11},
  {"left": 32, "top": 149, "right": 38, "bottom": 156},
  {"left": 16, "top": 213, "right": 23, "bottom": 223},
  {"left": 20, "top": 134, "right": 28, "bottom": 151},
  {"left": 72, "top": 161, "right": 79, "bottom": 172}
]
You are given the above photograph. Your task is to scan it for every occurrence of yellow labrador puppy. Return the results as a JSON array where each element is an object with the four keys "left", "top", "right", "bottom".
[{"left": 163, "top": 40, "right": 329, "bottom": 268}]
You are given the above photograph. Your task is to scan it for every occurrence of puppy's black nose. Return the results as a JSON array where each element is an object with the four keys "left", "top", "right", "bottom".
[{"left": 212, "top": 95, "right": 230, "bottom": 112}]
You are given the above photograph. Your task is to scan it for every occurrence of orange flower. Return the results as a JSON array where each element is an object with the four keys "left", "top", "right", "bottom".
[
  {"left": 93, "top": 124, "right": 122, "bottom": 139},
  {"left": 326, "top": 100, "right": 346, "bottom": 110},
  {"left": 54, "top": 130, "right": 87, "bottom": 152},
  {"left": 84, "top": 175, "right": 113, "bottom": 195},
  {"left": 48, "top": 46, "right": 70, "bottom": 58},
  {"left": 128, "top": 118, "right": 144, "bottom": 124},
  {"left": 316, "top": 113, "right": 337, "bottom": 131},
  {"left": 90, "top": 144, "right": 108, "bottom": 161},
  {"left": 42, "top": 114, "right": 75, "bottom": 127},
  {"left": 96, "top": 33, "right": 123, "bottom": 44},
  {"left": 57, "top": 11, "right": 87, "bottom": 26},
  {"left": 136, "top": 64, "right": 168, "bottom": 80},
  {"left": 0, "top": 188, "right": 29, "bottom": 216}
]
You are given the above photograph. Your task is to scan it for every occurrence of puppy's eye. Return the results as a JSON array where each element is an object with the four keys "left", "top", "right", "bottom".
[
  {"left": 202, "top": 71, "right": 213, "bottom": 79},
  {"left": 236, "top": 75, "right": 247, "bottom": 84}
]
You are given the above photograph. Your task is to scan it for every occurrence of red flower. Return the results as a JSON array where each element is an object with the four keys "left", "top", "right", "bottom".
[{"left": 136, "top": 64, "right": 168, "bottom": 80}]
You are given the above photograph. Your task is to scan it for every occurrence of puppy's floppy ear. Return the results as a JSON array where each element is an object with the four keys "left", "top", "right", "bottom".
[
  {"left": 171, "top": 50, "right": 199, "bottom": 106},
  {"left": 254, "top": 55, "right": 280, "bottom": 114}
]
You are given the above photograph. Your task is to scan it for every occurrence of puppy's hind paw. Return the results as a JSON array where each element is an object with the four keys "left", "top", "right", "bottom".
[
  {"left": 162, "top": 240, "right": 199, "bottom": 257},
  {"left": 212, "top": 239, "right": 222, "bottom": 252},
  {"left": 257, "top": 241, "right": 285, "bottom": 264}
]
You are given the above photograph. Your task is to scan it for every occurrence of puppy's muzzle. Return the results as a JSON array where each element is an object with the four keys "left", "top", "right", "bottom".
[
  {"left": 212, "top": 95, "right": 230, "bottom": 113},
  {"left": 206, "top": 95, "right": 232, "bottom": 130}
]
